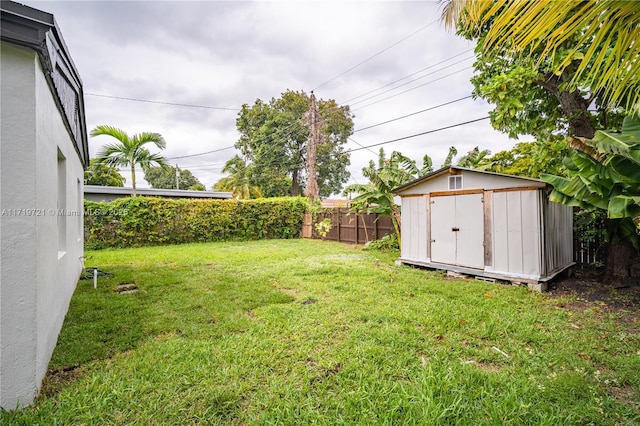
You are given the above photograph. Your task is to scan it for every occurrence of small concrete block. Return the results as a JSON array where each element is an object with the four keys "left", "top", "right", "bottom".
[
  {"left": 527, "top": 282, "right": 548, "bottom": 292},
  {"left": 447, "top": 271, "right": 466, "bottom": 278}
]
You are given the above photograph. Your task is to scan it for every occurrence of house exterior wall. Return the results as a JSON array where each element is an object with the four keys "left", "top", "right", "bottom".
[{"left": 1, "top": 42, "right": 84, "bottom": 409}]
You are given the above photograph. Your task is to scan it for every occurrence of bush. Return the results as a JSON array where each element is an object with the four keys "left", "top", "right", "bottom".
[
  {"left": 84, "top": 197, "right": 308, "bottom": 249},
  {"left": 363, "top": 234, "right": 399, "bottom": 251}
]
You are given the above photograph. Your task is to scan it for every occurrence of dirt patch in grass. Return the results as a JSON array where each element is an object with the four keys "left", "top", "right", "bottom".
[
  {"left": 40, "top": 365, "right": 84, "bottom": 398},
  {"left": 475, "top": 361, "right": 502, "bottom": 373},
  {"left": 548, "top": 267, "right": 640, "bottom": 327},
  {"left": 608, "top": 385, "right": 640, "bottom": 413},
  {"left": 279, "top": 288, "right": 298, "bottom": 298}
]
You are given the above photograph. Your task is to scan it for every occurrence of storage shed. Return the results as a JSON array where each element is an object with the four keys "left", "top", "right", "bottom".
[{"left": 394, "top": 167, "right": 574, "bottom": 291}]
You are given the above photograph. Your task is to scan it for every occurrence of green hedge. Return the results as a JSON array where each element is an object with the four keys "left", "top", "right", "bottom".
[{"left": 84, "top": 197, "right": 308, "bottom": 249}]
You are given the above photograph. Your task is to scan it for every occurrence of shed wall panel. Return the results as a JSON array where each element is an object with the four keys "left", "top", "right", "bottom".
[
  {"left": 506, "top": 191, "right": 524, "bottom": 273},
  {"left": 544, "top": 201, "right": 573, "bottom": 272},
  {"left": 401, "top": 197, "right": 428, "bottom": 261},
  {"left": 492, "top": 192, "right": 510, "bottom": 273},
  {"left": 520, "top": 190, "right": 541, "bottom": 276}
]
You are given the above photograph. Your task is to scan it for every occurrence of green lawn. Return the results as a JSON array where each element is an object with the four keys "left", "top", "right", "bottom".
[{"left": 2, "top": 239, "right": 639, "bottom": 425}]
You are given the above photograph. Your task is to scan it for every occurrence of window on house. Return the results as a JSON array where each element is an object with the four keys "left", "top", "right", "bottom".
[
  {"left": 448, "top": 175, "right": 462, "bottom": 190},
  {"left": 58, "top": 149, "right": 66, "bottom": 254}
]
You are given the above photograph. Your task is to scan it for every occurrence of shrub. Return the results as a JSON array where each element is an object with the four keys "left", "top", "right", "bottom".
[
  {"left": 363, "top": 233, "right": 399, "bottom": 251},
  {"left": 84, "top": 197, "right": 308, "bottom": 249}
]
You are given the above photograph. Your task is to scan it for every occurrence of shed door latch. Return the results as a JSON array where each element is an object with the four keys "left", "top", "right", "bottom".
[{"left": 452, "top": 227, "right": 460, "bottom": 232}]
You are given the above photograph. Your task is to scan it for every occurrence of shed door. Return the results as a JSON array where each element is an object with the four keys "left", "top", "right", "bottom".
[{"left": 430, "top": 193, "right": 485, "bottom": 269}]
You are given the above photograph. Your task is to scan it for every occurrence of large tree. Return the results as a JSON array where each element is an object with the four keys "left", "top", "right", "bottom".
[
  {"left": 235, "top": 90, "right": 353, "bottom": 198},
  {"left": 90, "top": 125, "right": 169, "bottom": 196},
  {"left": 442, "top": 0, "right": 635, "bottom": 142},
  {"left": 84, "top": 158, "right": 125, "bottom": 187},
  {"left": 144, "top": 165, "right": 204, "bottom": 190},
  {"left": 443, "top": 0, "right": 640, "bottom": 114}
]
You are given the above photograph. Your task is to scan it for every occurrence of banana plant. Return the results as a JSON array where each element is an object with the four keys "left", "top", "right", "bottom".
[{"left": 541, "top": 114, "right": 640, "bottom": 249}]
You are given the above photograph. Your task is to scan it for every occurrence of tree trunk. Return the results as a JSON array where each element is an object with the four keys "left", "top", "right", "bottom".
[
  {"left": 604, "top": 239, "right": 637, "bottom": 286},
  {"left": 291, "top": 168, "right": 301, "bottom": 196},
  {"left": 131, "top": 164, "right": 137, "bottom": 197},
  {"left": 537, "top": 72, "right": 596, "bottom": 139}
]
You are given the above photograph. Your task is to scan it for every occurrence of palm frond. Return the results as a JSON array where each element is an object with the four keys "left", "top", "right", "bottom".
[
  {"left": 133, "top": 132, "right": 167, "bottom": 150},
  {"left": 90, "top": 125, "right": 132, "bottom": 144}
]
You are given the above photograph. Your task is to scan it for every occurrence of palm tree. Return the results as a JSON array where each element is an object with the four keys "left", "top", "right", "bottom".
[
  {"left": 441, "top": 0, "right": 640, "bottom": 111},
  {"left": 90, "top": 125, "right": 169, "bottom": 196},
  {"left": 214, "top": 155, "right": 262, "bottom": 200}
]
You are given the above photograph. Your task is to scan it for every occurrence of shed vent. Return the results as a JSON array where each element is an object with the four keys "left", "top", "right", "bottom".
[{"left": 449, "top": 175, "right": 462, "bottom": 190}]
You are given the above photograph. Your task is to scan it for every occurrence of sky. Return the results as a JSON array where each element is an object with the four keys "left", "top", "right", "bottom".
[{"left": 26, "top": 0, "right": 521, "bottom": 193}]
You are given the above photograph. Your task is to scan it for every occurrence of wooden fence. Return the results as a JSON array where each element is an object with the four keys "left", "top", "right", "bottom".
[
  {"left": 573, "top": 237, "right": 605, "bottom": 265},
  {"left": 305, "top": 208, "right": 394, "bottom": 244}
]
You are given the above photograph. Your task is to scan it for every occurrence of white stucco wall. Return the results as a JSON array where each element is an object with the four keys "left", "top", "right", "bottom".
[{"left": 1, "top": 42, "right": 84, "bottom": 409}]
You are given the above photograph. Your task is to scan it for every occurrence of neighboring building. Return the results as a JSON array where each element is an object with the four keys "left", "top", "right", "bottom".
[
  {"left": 394, "top": 167, "right": 574, "bottom": 291},
  {"left": 84, "top": 185, "right": 233, "bottom": 202},
  {"left": 1, "top": 1, "right": 89, "bottom": 409}
]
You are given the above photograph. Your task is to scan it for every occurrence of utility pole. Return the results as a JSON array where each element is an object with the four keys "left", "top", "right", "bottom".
[
  {"left": 175, "top": 164, "right": 180, "bottom": 190},
  {"left": 305, "top": 91, "right": 320, "bottom": 202}
]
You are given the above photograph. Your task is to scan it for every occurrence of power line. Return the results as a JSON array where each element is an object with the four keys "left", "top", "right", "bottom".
[
  {"left": 352, "top": 67, "right": 472, "bottom": 111},
  {"left": 166, "top": 146, "right": 235, "bottom": 160},
  {"left": 164, "top": 117, "right": 307, "bottom": 161},
  {"left": 312, "top": 19, "right": 438, "bottom": 91},
  {"left": 349, "top": 57, "right": 474, "bottom": 107},
  {"left": 341, "top": 50, "right": 474, "bottom": 104},
  {"left": 345, "top": 117, "right": 490, "bottom": 153},
  {"left": 85, "top": 93, "right": 240, "bottom": 111},
  {"left": 348, "top": 136, "right": 378, "bottom": 155},
  {"left": 353, "top": 96, "right": 473, "bottom": 133}
]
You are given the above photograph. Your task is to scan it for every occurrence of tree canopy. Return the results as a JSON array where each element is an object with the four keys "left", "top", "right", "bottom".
[
  {"left": 474, "top": 140, "right": 571, "bottom": 179},
  {"left": 84, "top": 158, "right": 125, "bottom": 187},
  {"left": 235, "top": 90, "right": 353, "bottom": 198},
  {"left": 441, "top": 0, "right": 634, "bottom": 141},
  {"left": 144, "top": 165, "right": 204, "bottom": 190},
  {"left": 442, "top": 0, "right": 640, "bottom": 113}
]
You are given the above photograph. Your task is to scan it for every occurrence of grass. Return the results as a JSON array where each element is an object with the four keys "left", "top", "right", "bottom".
[{"left": 2, "top": 239, "right": 639, "bottom": 425}]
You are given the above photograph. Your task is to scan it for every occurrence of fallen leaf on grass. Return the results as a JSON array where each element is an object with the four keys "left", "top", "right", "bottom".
[
  {"left": 459, "top": 319, "right": 467, "bottom": 326},
  {"left": 436, "top": 335, "right": 445, "bottom": 341},
  {"left": 577, "top": 352, "right": 591, "bottom": 360}
]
